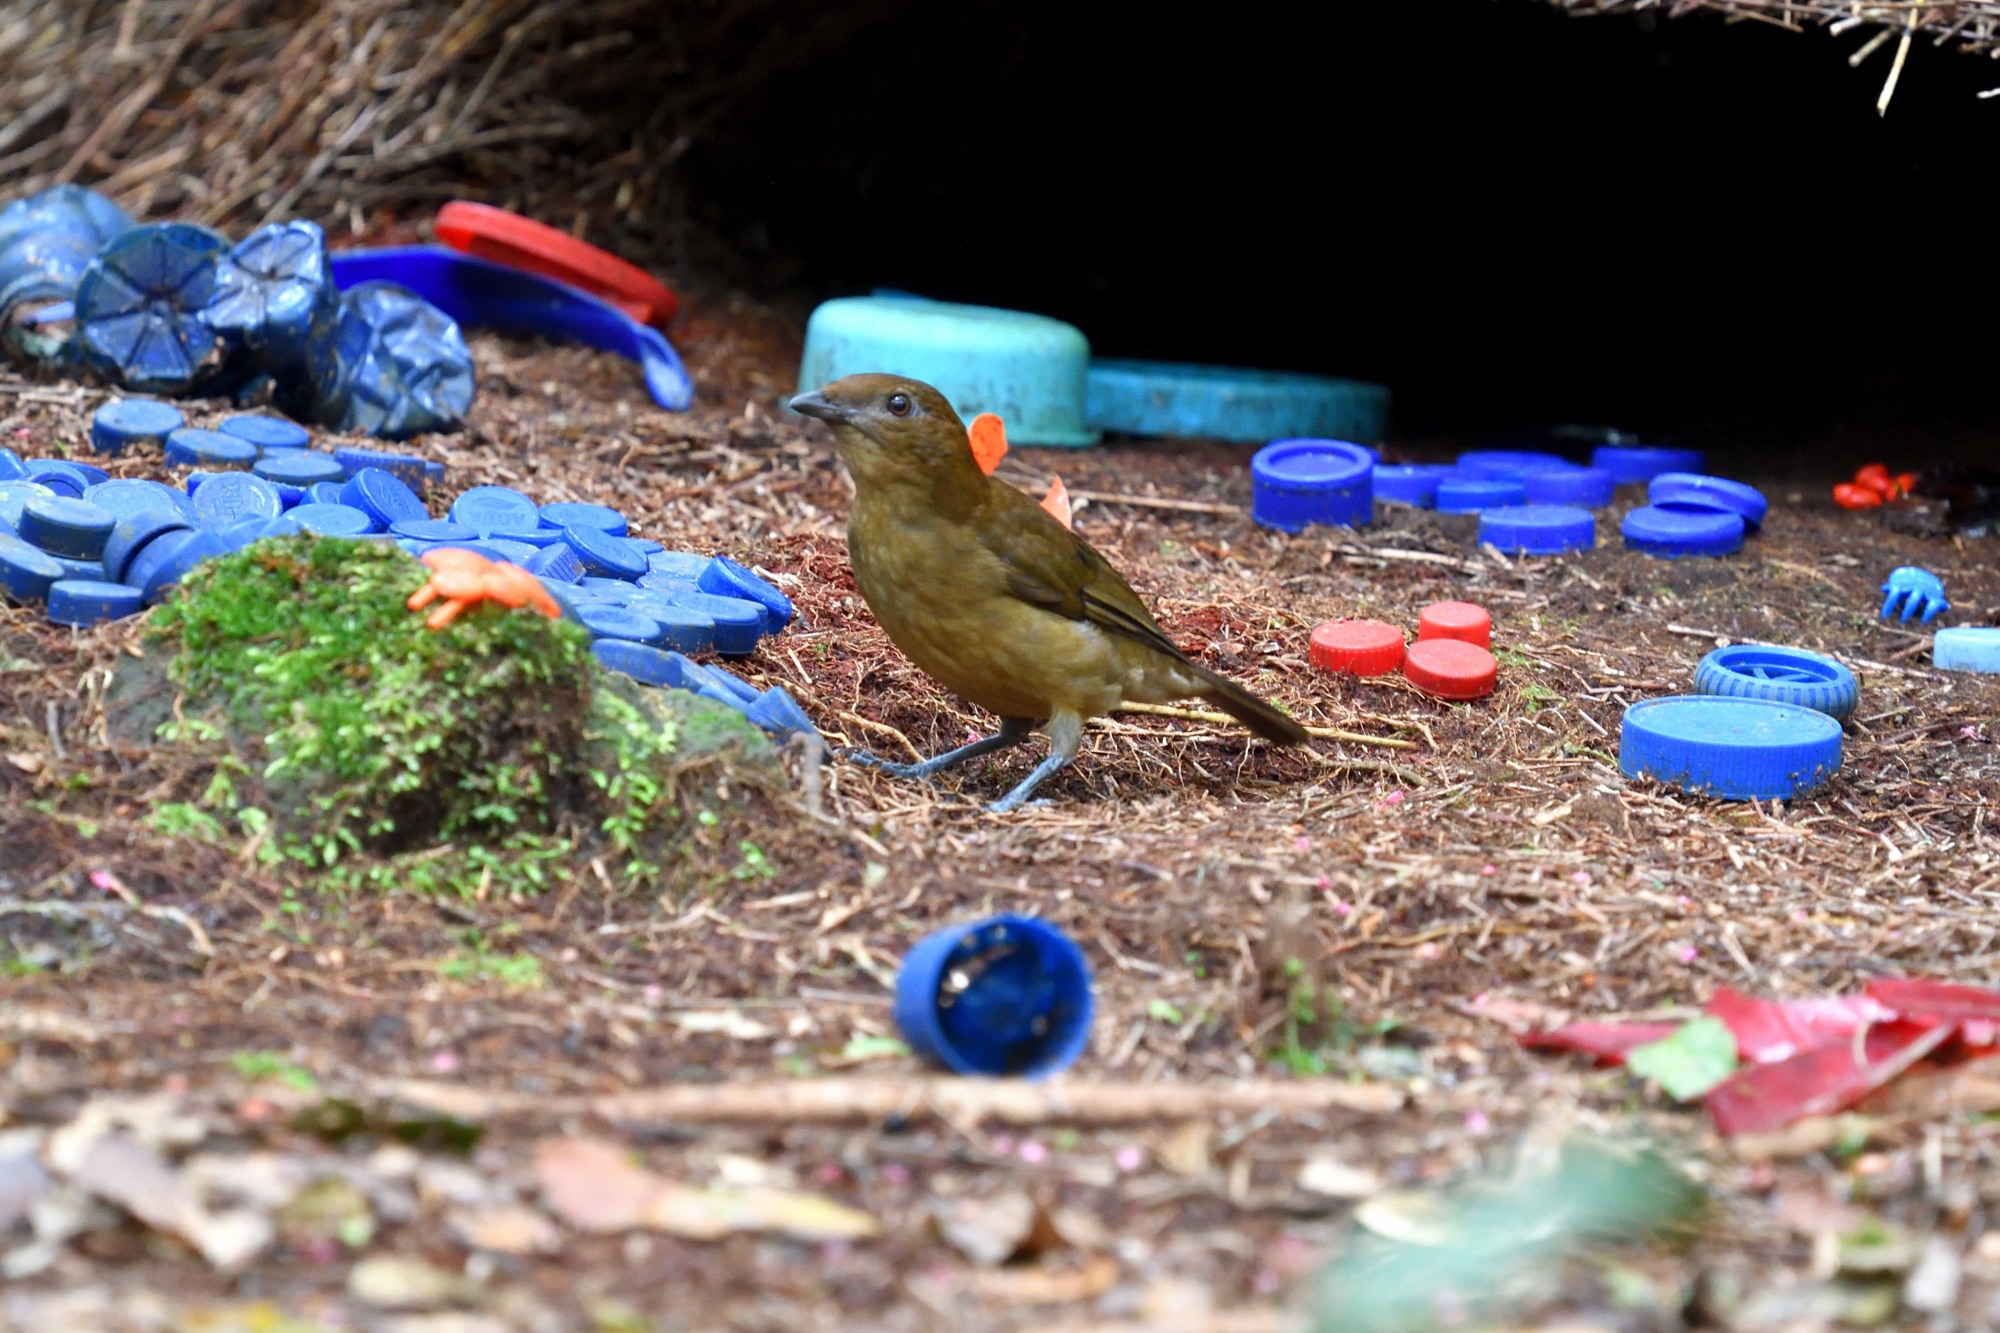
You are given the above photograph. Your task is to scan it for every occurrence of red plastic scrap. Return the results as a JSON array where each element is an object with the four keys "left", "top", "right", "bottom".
[
  {"left": 1518, "top": 1022, "right": 1681, "bottom": 1062},
  {"left": 1704, "top": 1020, "right": 1954, "bottom": 1137},
  {"left": 1705, "top": 985, "right": 1894, "bottom": 1064}
]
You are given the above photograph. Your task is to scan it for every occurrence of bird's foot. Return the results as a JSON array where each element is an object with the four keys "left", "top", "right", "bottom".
[{"left": 838, "top": 748, "right": 931, "bottom": 780}]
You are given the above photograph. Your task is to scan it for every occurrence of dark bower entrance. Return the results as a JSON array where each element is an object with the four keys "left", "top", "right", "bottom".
[{"left": 681, "top": 1, "right": 2000, "bottom": 474}]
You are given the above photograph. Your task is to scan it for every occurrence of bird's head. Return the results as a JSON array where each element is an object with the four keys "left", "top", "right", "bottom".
[{"left": 789, "top": 374, "right": 974, "bottom": 494}]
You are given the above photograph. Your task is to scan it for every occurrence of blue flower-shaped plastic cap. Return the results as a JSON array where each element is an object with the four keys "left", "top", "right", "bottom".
[
  {"left": 19, "top": 495, "right": 116, "bottom": 559},
  {"left": 0, "top": 533, "right": 65, "bottom": 602},
  {"left": 1524, "top": 465, "right": 1616, "bottom": 508},
  {"left": 666, "top": 592, "right": 764, "bottom": 655},
  {"left": 74, "top": 223, "right": 234, "bottom": 395},
  {"left": 192, "top": 472, "right": 285, "bottom": 531},
  {"left": 1372, "top": 464, "right": 1451, "bottom": 508},
  {"left": 290, "top": 503, "right": 378, "bottom": 537},
  {"left": 1250, "top": 438, "right": 1374, "bottom": 532},
  {"left": 1454, "top": 449, "right": 1572, "bottom": 480},
  {"left": 220, "top": 415, "right": 311, "bottom": 453},
  {"left": 1936, "top": 628, "right": 2000, "bottom": 675},
  {"left": 165, "top": 428, "right": 258, "bottom": 470},
  {"left": 1619, "top": 695, "right": 1841, "bottom": 800},
  {"left": 895, "top": 915, "right": 1094, "bottom": 1078},
  {"left": 1648, "top": 472, "right": 1768, "bottom": 530},
  {"left": 1879, "top": 566, "right": 1948, "bottom": 624},
  {"left": 48, "top": 579, "right": 143, "bottom": 627},
  {"left": 698, "top": 556, "right": 793, "bottom": 633},
  {"left": 539, "top": 502, "right": 626, "bottom": 537},
  {"left": 307, "top": 280, "right": 474, "bottom": 440},
  {"left": 1476, "top": 504, "right": 1595, "bottom": 556},
  {"left": 341, "top": 467, "right": 428, "bottom": 530},
  {"left": 1693, "top": 643, "right": 1859, "bottom": 720},
  {"left": 1621, "top": 504, "right": 1745, "bottom": 558},
  {"left": 91, "top": 399, "right": 185, "bottom": 457},
  {"left": 254, "top": 452, "right": 347, "bottom": 487},
  {"left": 204, "top": 221, "right": 334, "bottom": 369},
  {"left": 1434, "top": 474, "right": 1526, "bottom": 514},
  {"left": 450, "top": 485, "right": 541, "bottom": 535},
  {"left": 1592, "top": 444, "right": 1705, "bottom": 483}
]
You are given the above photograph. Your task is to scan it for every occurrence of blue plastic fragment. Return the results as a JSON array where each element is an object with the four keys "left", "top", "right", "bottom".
[
  {"left": 576, "top": 604, "right": 664, "bottom": 646},
  {"left": 743, "top": 687, "right": 820, "bottom": 741},
  {"left": 1935, "top": 628, "right": 2000, "bottom": 674},
  {"left": 132, "top": 528, "right": 229, "bottom": 605},
  {"left": 341, "top": 467, "right": 427, "bottom": 530},
  {"left": 1524, "top": 465, "right": 1616, "bottom": 508},
  {"left": 73, "top": 223, "right": 234, "bottom": 394},
  {"left": 449, "top": 486, "right": 541, "bottom": 534},
  {"left": 102, "top": 511, "right": 192, "bottom": 583},
  {"left": 697, "top": 556, "right": 792, "bottom": 633},
  {"left": 303, "top": 279, "right": 474, "bottom": 439},
  {"left": 1621, "top": 504, "right": 1745, "bottom": 558},
  {"left": 165, "top": 429, "right": 258, "bottom": 470},
  {"left": 666, "top": 591, "right": 764, "bottom": 656},
  {"left": 1619, "top": 695, "right": 1841, "bottom": 800},
  {"left": 1880, "top": 566, "right": 1949, "bottom": 624},
  {"left": 333, "top": 446, "right": 433, "bottom": 488},
  {"left": 19, "top": 495, "right": 116, "bottom": 559},
  {"left": 894, "top": 915, "right": 1094, "bottom": 1078},
  {"left": 1476, "top": 504, "right": 1595, "bottom": 556},
  {"left": 48, "top": 579, "right": 143, "bottom": 627},
  {"left": 561, "top": 524, "right": 648, "bottom": 581},
  {"left": 91, "top": 400, "right": 185, "bottom": 457},
  {"left": 1434, "top": 474, "right": 1526, "bottom": 514},
  {"left": 254, "top": 452, "right": 346, "bottom": 487},
  {"left": 204, "top": 221, "right": 334, "bottom": 372},
  {"left": 1648, "top": 472, "right": 1769, "bottom": 530},
  {"left": 289, "top": 503, "right": 377, "bottom": 537},
  {"left": 84, "top": 478, "right": 192, "bottom": 524},
  {"left": 0, "top": 534, "right": 65, "bottom": 602},
  {"left": 192, "top": 472, "right": 284, "bottom": 530},
  {"left": 219, "top": 415, "right": 311, "bottom": 453},
  {"left": 23, "top": 461, "right": 89, "bottom": 498},
  {"left": 523, "top": 543, "right": 584, "bottom": 584},
  {"left": 539, "top": 502, "right": 627, "bottom": 537}
]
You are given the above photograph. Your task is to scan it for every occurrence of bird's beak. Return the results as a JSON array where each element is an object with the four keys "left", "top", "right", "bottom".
[{"left": 789, "top": 390, "right": 853, "bottom": 424}]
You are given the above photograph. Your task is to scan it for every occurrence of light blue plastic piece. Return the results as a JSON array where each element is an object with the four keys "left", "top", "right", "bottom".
[
  {"left": 1934, "top": 628, "right": 2000, "bottom": 674},
  {"left": 1086, "top": 359, "right": 1389, "bottom": 444},
  {"left": 797, "top": 294, "right": 1098, "bottom": 446}
]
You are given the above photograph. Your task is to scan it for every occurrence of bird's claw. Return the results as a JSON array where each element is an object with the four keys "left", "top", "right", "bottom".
[{"left": 839, "top": 748, "right": 928, "bottom": 780}]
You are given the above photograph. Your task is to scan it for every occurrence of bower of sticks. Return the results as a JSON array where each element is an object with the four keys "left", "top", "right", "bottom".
[{"left": 3, "top": 2, "right": 2000, "bottom": 1330}]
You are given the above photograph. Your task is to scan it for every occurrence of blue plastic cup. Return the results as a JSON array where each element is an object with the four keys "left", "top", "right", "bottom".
[{"left": 894, "top": 915, "right": 1093, "bottom": 1079}]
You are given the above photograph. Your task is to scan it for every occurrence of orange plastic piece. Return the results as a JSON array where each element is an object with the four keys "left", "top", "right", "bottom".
[
  {"left": 1040, "top": 475, "right": 1073, "bottom": 530},
  {"left": 968, "top": 412, "right": 1008, "bottom": 474},
  {"left": 1833, "top": 482, "right": 1883, "bottom": 510},
  {"left": 407, "top": 548, "right": 562, "bottom": 629},
  {"left": 1854, "top": 463, "right": 1890, "bottom": 488},
  {"left": 1894, "top": 472, "right": 1919, "bottom": 495}
]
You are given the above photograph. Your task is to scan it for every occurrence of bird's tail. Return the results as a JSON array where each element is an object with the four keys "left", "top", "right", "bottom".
[{"left": 1197, "top": 671, "right": 1309, "bottom": 746}]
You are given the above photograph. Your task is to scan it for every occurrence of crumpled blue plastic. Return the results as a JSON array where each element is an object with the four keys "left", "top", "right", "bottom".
[
  {"left": 303, "top": 280, "right": 475, "bottom": 440},
  {"left": 204, "top": 220, "right": 334, "bottom": 372},
  {"left": 1880, "top": 566, "right": 1949, "bottom": 624},
  {"left": 0, "top": 185, "right": 134, "bottom": 359},
  {"left": 73, "top": 223, "right": 233, "bottom": 394}
]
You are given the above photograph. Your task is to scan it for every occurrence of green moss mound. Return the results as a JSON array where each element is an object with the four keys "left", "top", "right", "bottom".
[{"left": 137, "top": 535, "right": 769, "bottom": 889}]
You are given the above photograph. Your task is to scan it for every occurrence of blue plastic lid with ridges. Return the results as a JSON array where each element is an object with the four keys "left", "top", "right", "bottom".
[
  {"left": 290, "top": 503, "right": 377, "bottom": 536},
  {"left": 524, "top": 543, "right": 585, "bottom": 584},
  {"left": 1476, "top": 504, "right": 1595, "bottom": 555},
  {"left": 24, "top": 461, "right": 91, "bottom": 497},
  {"left": 539, "top": 502, "right": 627, "bottom": 537},
  {"left": 1647, "top": 472, "right": 1768, "bottom": 529},
  {"left": 83, "top": 478, "right": 192, "bottom": 524},
  {"left": 1592, "top": 444, "right": 1705, "bottom": 483},
  {"left": 1622, "top": 504, "right": 1745, "bottom": 558},
  {"left": 666, "top": 591, "right": 764, "bottom": 655},
  {"left": 0, "top": 533, "right": 65, "bottom": 601},
  {"left": 334, "top": 446, "right": 433, "bottom": 488},
  {"left": 1435, "top": 474, "right": 1527, "bottom": 514},
  {"left": 576, "top": 604, "right": 664, "bottom": 645},
  {"left": 562, "top": 524, "right": 648, "bottom": 580},
  {"left": 894, "top": 915, "right": 1094, "bottom": 1078},
  {"left": 591, "top": 639, "right": 681, "bottom": 686},
  {"left": 450, "top": 485, "right": 541, "bottom": 535},
  {"left": 1372, "top": 464, "right": 1450, "bottom": 508},
  {"left": 1250, "top": 438, "right": 1374, "bottom": 532},
  {"left": 254, "top": 452, "right": 346, "bottom": 486},
  {"left": 220, "top": 415, "right": 311, "bottom": 452},
  {"left": 648, "top": 551, "right": 711, "bottom": 581},
  {"left": 102, "top": 511, "right": 192, "bottom": 583},
  {"left": 697, "top": 556, "right": 793, "bottom": 632},
  {"left": 341, "top": 467, "right": 427, "bottom": 530},
  {"left": 91, "top": 399, "right": 184, "bottom": 456},
  {"left": 19, "top": 495, "right": 116, "bottom": 559},
  {"left": 164, "top": 428, "right": 258, "bottom": 470},
  {"left": 1523, "top": 465, "right": 1616, "bottom": 508},
  {"left": 134, "top": 528, "right": 228, "bottom": 605},
  {"left": 192, "top": 472, "right": 284, "bottom": 530},
  {"left": 1620, "top": 695, "right": 1841, "bottom": 800},
  {"left": 48, "top": 579, "right": 142, "bottom": 626},
  {"left": 1693, "top": 643, "right": 1859, "bottom": 720},
  {"left": 744, "top": 687, "right": 820, "bottom": 741}
]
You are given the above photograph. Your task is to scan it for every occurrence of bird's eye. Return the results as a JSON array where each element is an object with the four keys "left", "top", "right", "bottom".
[{"left": 885, "top": 392, "right": 913, "bottom": 417}]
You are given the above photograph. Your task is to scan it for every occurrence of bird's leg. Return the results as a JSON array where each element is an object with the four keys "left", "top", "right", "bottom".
[
  {"left": 845, "top": 716, "right": 1037, "bottom": 780},
  {"left": 986, "top": 710, "right": 1083, "bottom": 814}
]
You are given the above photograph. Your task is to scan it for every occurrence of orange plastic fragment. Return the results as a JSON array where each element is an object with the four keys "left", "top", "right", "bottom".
[
  {"left": 1040, "top": 475, "right": 1073, "bottom": 530},
  {"left": 407, "top": 548, "right": 562, "bottom": 629},
  {"left": 1854, "top": 463, "right": 1891, "bottom": 488},
  {"left": 968, "top": 412, "right": 1008, "bottom": 475},
  {"left": 1833, "top": 482, "right": 1883, "bottom": 510},
  {"left": 1894, "top": 471, "right": 1919, "bottom": 495}
]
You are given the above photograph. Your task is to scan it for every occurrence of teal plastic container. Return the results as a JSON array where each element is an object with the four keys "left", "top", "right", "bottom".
[
  {"left": 1085, "top": 359, "right": 1389, "bottom": 443},
  {"left": 796, "top": 295, "right": 1098, "bottom": 446}
]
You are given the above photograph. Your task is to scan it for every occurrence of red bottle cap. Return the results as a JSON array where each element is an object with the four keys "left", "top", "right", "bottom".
[
  {"left": 1833, "top": 482, "right": 1882, "bottom": 510},
  {"left": 1854, "top": 463, "right": 1890, "bottom": 487},
  {"left": 435, "top": 201, "right": 679, "bottom": 327},
  {"left": 1403, "top": 638, "right": 1498, "bottom": 700},
  {"left": 1416, "top": 600, "right": 1492, "bottom": 649},
  {"left": 1309, "top": 619, "right": 1406, "bottom": 676}
]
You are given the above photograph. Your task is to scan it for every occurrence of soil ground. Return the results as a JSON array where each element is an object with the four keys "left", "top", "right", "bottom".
[{"left": 2, "top": 295, "right": 1999, "bottom": 1332}]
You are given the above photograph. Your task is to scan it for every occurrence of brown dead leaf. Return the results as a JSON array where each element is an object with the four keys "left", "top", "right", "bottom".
[
  {"left": 535, "top": 1137, "right": 654, "bottom": 1232},
  {"left": 933, "top": 1192, "right": 1046, "bottom": 1267},
  {"left": 1158, "top": 1122, "right": 1212, "bottom": 1177},
  {"left": 66, "top": 1134, "right": 271, "bottom": 1270},
  {"left": 5, "top": 752, "right": 41, "bottom": 774},
  {"left": 449, "top": 1205, "right": 561, "bottom": 1255},
  {"left": 1862, "top": 1057, "right": 2000, "bottom": 1118},
  {"left": 968, "top": 1254, "right": 1119, "bottom": 1306},
  {"left": 534, "top": 1136, "right": 877, "bottom": 1242},
  {"left": 1455, "top": 992, "right": 1572, "bottom": 1034}
]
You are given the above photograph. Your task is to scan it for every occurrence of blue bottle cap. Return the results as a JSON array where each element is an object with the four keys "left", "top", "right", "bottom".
[
  {"left": 219, "top": 415, "right": 311, "bottom": 453},
  {"left": 631, "top": 537, "right": 664, "bottom": 555},
  {"left": 66, "top": 461, "right": 111, "bottom": 488},
  {"left": 538, "top": 501, "right": 627, "bottom": 537},
  {"left": 1454, "top": 449, "right": 1572, "bottom": 479},
  {"left": 288, "top": 503, "right": 378, "bottom": 537},
  {"left": 47, "top": 578, "right": 143, "bottom": 627},
  {"left": 192, "top": 472, "right": 284, "bottom": 530},
  {"left": 165, "top": 428, "right": 258, "bottom": 470},
  {"left": 1619, "top": 695, "right": 1841, "bottom": 800},
  {"left": 0, "top": 481, "right": 53, "bottom": 534},
  {"left": 665, "top": 591, "right": 764, "bottom": 655},
  {"left": 1592, "top": 444, "right": 1705, "bottom": 483},
  {"left": 480, "top": 526, "right": 563, "bottom": 549},
  {"left": 449, "top": 485, "right": 541, "bottom": 535},
  {"left": 422, "top": 540, "right": 510, "bottom": 563},
  {"left": 0, "top": 449, "right": 24, "bottom": 481},
  {"left": 340, "top": 467, "right": 427, "bottom": 530},
  {"left": 695, "top": 662, "right": 761, "bottom": 707},
  {"left": 49, "top": 555, "right": 104, "bottom": 581},
  {"left": 1476, "top": 504, "right": 1595, "bottom": 556},
  {"left": 647, "top": 551, "right": 711, "bottom": 581},
  {"left": 1434, "top": 474, "right": 1527, "bottom": 514},
  {"left": 334, "top": 446, "right": 433, "bottom": 488},
  {"left": 83, "top": 478, "right": 193, "bottom": 524},
  {"left": 217, "top": 515, "right": 302, "bottom": 552},
  {"left": 575, "top": 604, "right": 664, "bottom": 645},
  {"left": 1935, "top": 628, "right": 2000, "bottom": 675},
  {"left": 637, "top": 571, "right": 697, "bottom": 596},
  {"left": 254, "top": 452, "right": 346, "bottom": 487},
  {"left": 523, "top": 543, "right": 584, "bottom": 584},
  {"left": 1523, "top": 465, "right": 1616, "bottom": 508},
  {"left": 894, "top": 915, "right": 1093, "bottom": 1078},
  {"left": 697, "top": 556, "right": 793, "bottom": 633},
  {"left": 482, "top": 539, "right": 540, "bottom": 566},
  {"left": 1621, "top": 504, "right": 1745, "bottom": 558},
  {"left": 561, "top": 524, "right": 648, "bottom": 581},
  {"left": 91, "top": 399, "right": 184, "bottom": 456},
  {"left": 132, "top": 528, "right": 230, "bottom": 605},
  {"left": 641, "top": 605, "right": 717, "bottom": 654},
  {"left": 72, "top": 223, "right": 231, "bottom": 395},
  {"left": 1371, "top": 463, "right": 1450, "bottom": 508},
  {"left": 1647, "top": 472, "right": 1768, "bottom": 530},
  {"left": 303, "top": 481, "right": 346, "bottom": 506},
  {"left": 23, "top": 461, "right": 90, "bottom": 498},
  {"left": 1250, "top": 438, "right": 1374, "bottom": 532},
  {"left": 18, "top": 495, "right": 116, "bottom": 559},
  {"left": 0, "top": 533, "right": 65, "bottom": 602},
  {"left": 744, "top": 687, "right": 820, "bottom": 742},
  {"left": 579, "top": 576, "right": 637, "bottom": 601},
  {"left": 390, "top": 519, "right": 476, "bottom": 543},
  {"left": 1693, "top": 643, "right": 1859, "bottom": 720},
  {"left": 591, "top": 639, "right": 682, "bottom": 686},
  {"left": 102, "top": 510, "right": 193, "bottom": 583}
]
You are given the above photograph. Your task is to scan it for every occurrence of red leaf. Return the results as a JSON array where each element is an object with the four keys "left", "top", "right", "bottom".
[
  {"left": 1518, "top": 1021, "right": 1682, "bottom": 1064},
  {"left": 1706, "top": 1019, "right": 1954, "bottom": 1137}
]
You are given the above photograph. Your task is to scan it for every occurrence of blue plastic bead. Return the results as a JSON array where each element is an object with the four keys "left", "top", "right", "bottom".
[
  {"left": 340, "top": 467, "right": 427, "bottom": 530},
  {"left": 254, "top": 452, "right": 346, "bottom": 487},
  {"left": 48, "top": 579, "right": 143, "bottom": 626},
  {"left": 219, "top": 415, "right": 311, "bottom": 453},
  {"left": 523, "top": 543, "right": 584, "bottom": 584},
  {"left": 1619, "top": 696, "right": 1841, "bottom": 800},
  {"left": 1435, "top": 474, "right": 1527, "bottom": 514},
  {"left": 165, "top": 429, "right": 258, "bottom": 470},
  {"left": 18, "top": 495, "right": 116, "bottom": 559},
  {"left": 102, "top": 511, "right": 192, "bottom": 583},
  {"left": 666, "top": 591, "right": 764, "bottom": 656},
  {"left": 1648, "top": 472, "right": 1769, "bottom": 530},
  {"left": 1880, "top": 566, "right": 1949, "bottom": 624},
  {"left": 288, "top": 503, "right": 377, "bottom": 537},
  {"left": 192, "top": 472, "right": 284, "bottom": 530},
  {"left": 0, "top": 534, "right": 65, "bottom": 602},
  {"left": 132, "top": 528, "right": 229, "bottom": 605},
  {"left": 204, "top": 221, "right": 333, "bottom": 371},
  {"left": 1454, "top": 450, "right": 1571, "bottom": 479},
  {"left": 391, "top": 519, "right": 476, "bottom": 544},
  {"left": 576, "top": 604, "right": 664, "bottom": 646},
  {"left": 697, "top": 556, "right": 793, "bottom": 632},
  {"left": 1621, "top": 504, "right": 1745, "bottom": 558},
  {"left": 23, "top": 461, "right": 89, "bottom": 498},
  {"left": 1476, "top": 504, "right": 1595, "bottom": 556},
  {"left": 1524, "top": 465, "right": 1616, "bottom": 508},
  {"left": 894, "top": 915, "right": 1094, "bottom": 1078},
  {"left": 83, "top": 478, "right": 192, "bottom": 524},
  {"left": 1250, "top": 438, "right": 1374, "bottom": 532},
  {"left": 305, "top": 279, "right": 474, "bottom": 440},
  {"left": 73, "top": 223, "right": 233, "bottom": 394},
  {"left": 1592, "top": 444, "right": 1705, "bottom": 483},
  {"left": 539, "top": 502, "right": 627, "bottom": 537},
  {"left": 1935, "top": 628, "right": 2000, "bottom": 674},
  {"left": 449, "top": 486, "right": 541, "bottom": 535},
  {"left": 90, "top": 400, "right": 185, "bottom": 457},
  {"left": 1371, "top": 464, "right": 1450, "bottom": 508},
  {"left": 561, "top": 525, "right": 648, "bottom": 581}
]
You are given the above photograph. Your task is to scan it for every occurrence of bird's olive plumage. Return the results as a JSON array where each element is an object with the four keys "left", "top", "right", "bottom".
[{"left": 792, "top": 373, "right": 1305, "bottom": 811}]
